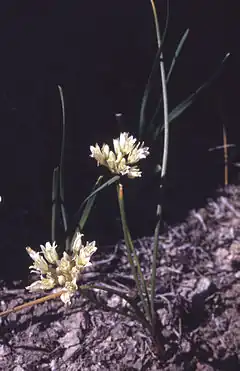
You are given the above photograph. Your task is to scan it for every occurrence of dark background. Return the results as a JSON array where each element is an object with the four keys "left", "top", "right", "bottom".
[{"left": 0, "top": 0, "right": 239, "bottom": 282}]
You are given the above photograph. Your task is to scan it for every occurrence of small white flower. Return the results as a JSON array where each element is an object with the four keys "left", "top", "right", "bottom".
[
  {"left": 74, "top": 241, "right": 97, "bottom": 269},
  {"left": 71, "top": 266, "right": 81, "bottom": 281},
  {"left": 90, "top": 132, "right": 149, "bottom": 178},
  {"left": 127, "top": 142, "right": 150, "bottom": 164},
  {"left": 65, "top": 280, "right": 78, "bottom": 293},
  {"left": 41, "top": 277, "right": 56, "bottom": 290},
  {"left": 26, "top": 277, "right": 55, "bottom": 292},
  {"left": 71, "top": 232, "right": 84, "bottom": 255},
  {"left": 101, "top": 144, "right": 110, "bottom": 160},
  {"left": 40, "top": 242, "right": 59, "bottom": 264},
  {"left": 60, "top": 290, "right": 72, "bottom": 305},
  {"left": 90, "top": 144, "right": 110, "bottom": 166},
  {"left": 57, "top": 252, "right": 72, "bottom": 273},
  {"left": 60, "top": 281, "right": 78, "bottom": 305},
  {"left": 57, "top": 275, "right": 66, "bottom": 286},
  {"left": 127, "top": 166, "right": 142, "bottom": 178},
  {"left": 116, "top": 132, "right": 137, "bottom": 155},
  {"left": 26, "top": 247, "right": 49, "bottom": 274},
  {"left": 26, "top": 234, "right": 97, "bottom": 305},
  {"left": 26, "top": 280, "right": 45, "bottom": 292}
]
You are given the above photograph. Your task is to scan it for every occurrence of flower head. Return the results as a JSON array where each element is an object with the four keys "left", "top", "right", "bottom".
[
  {"left": 74, "top": 240, "right": 97, "bottom": 269},
  {"left": 26, "top": 247, "right": 49, "bottom": 274},
  {"left": 26, "top": 234, "right": 97, "bottom": 304},
  {"left": 40, "top": 241, "right": 59, "bottom": 264},
  {"left": 26, "top": 276, "right": 56, "bottom": 292},
  {"left": 71, "top": 232, "right": 84, "bottom": 254},
  {"left": 90, "top": 132, "right": 149, "bottom": 178}
]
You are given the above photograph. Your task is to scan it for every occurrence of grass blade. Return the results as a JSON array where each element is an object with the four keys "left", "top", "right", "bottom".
[
  {"left": 79, "top": 175, "right": 104, "bottom": 231},
  {"left": 80, "top": 175, "right": 120, "bottom": 209},
  {"left": 68, "top": 176, "right": 104, "bottom": 251},
  {"left": 166, "top": 29, "right": 189, "bottom": 83},
  {"left": 146, "top": 29, "right": 189, "bottom": 138},
  {"left": 65, "top": 175, "right": 120, "bottom": 243},
  {"left": 153, "top": 53, "right": 230, "bottom": 139},
  {"left": 51, "top": 167, "right": 59, "bottom": 243},
  {"left": 57, "top": 86, "right": 69, "bottom": 250},
  {"left": 138, "top": 0, "right": 170, "bottom": 138}
]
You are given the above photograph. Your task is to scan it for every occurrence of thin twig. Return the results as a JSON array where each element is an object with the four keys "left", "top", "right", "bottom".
[{"left": 0, "top": 290, "right": 65, "bottom": 318}]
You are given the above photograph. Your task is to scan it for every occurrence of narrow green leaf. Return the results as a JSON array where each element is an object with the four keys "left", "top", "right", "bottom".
[
  {"left": 78, "top": 176, "right": 103, "bottom": 231},
  {"left": 166, "top": 29, "right": 189, "bottom": 83},
  {"left": 68, "top": 176, "right": 104, "bottom": 253},
  {"left": 139, "top": 45, "right": 164, "bottom": 138},
  {"left": 138, "top": 0, "right": 170, "bottom": 138},
  {"left": 65, "top": 175, "right": 120, "bottom": 244},
  {"left": 51, "top": 167, "right": 59, "bottom": 244},
  {"left": 146, "top": 29, "right": 189, "bottom": 137},
  {"left": 80, "top": 175, "right": 120, "bottom": 208},
  {"left": 117, "top": 184, "right": 152, "bottom": 324},
  {"left": 57, "top": 86, "right": 69, "bottom": 251},
  {"left": 153, "top": 53, "right": 230, "bottom": 139}
]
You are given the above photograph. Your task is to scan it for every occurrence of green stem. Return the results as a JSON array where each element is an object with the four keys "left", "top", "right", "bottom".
[
  {"left": 150, "top": 0, "right": 169, "bottom": 341},
  {"left": 117, "top": 183, "right": 152, "bottom": 325},
  {"left": 150, "top": 205, "right": 161, "bottom": 328},
  {"left": 150, "top": 0, "right": 169, "bottom": 180}
]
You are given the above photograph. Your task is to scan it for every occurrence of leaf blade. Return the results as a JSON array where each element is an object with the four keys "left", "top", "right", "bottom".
[{"left": 153, "top": 53, "right": 230, "bottom": 139}]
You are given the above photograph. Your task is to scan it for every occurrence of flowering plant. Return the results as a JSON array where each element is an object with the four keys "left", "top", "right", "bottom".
[
  {"left": 0, "top": 1, "right": 228, "bottom": 357},
  {"left": 90, "top": 132, "right": 149, "bottom": 178},
  {"left": 25, "top": 234, "right": 97, "bottom": 304}
]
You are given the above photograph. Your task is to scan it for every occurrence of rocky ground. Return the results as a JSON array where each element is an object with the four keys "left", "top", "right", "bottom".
[{"left": 0, "top": 185, "right": 240, "bottom": 371}]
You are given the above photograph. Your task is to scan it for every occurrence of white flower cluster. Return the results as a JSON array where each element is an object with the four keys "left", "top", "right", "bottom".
[
  {"left": 26, "top": 233, "right": 97, "bottom": 304},
  {"left": 90, "top": 132, "right": 149, "bottom": 178}
]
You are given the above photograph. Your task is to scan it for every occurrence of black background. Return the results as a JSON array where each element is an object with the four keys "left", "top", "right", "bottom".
[{"left": 0, "top": 0, "right": 239, "bottom": 281}]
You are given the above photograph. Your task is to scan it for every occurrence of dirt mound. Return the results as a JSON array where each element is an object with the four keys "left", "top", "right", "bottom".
[{"left": 0, "top": 185, "right": 239, "bottom": 370}]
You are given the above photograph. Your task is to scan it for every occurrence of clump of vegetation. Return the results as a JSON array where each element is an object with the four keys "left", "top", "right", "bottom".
[{"left": 0, "top": 0, "right": 230, "bottom": 358}]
